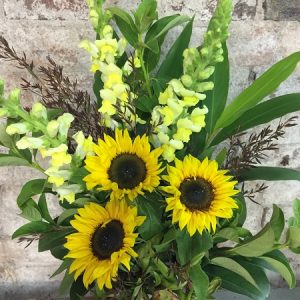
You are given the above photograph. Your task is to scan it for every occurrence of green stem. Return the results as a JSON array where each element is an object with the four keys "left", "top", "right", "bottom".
[{"left": 137, "top": 37, "right": 152, "bottom": 98}]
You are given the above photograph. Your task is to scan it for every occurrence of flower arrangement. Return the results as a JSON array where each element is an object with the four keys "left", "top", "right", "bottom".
[{"left": 0, "top": 0, "right": 300, "bottom": 299}]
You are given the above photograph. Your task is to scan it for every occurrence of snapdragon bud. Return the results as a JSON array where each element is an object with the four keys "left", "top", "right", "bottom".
[
  {"left": 181, "top": 75, "right": 193, "bottom": 88},
  {"left": 195, "top": 82, "right": 214, "bottom": 93},
  {"left": 8, "top": 89, "right": 20, "bottom": 105},
  {"left": 198, "top": 66, "right": 215, "bottom": 80},
  {"left": 102, "top": 25, "right": 113, "bottom": 39},
  {"left": 30, "top": 102, "right": 47, "bottom": 120},
  {"left": 6, "top": 123, "right": 30, "bottom": 135},
  {"left": 16, "top": 136, "right": 45, "bottom": 149},
  {"left": 46, "top": 120, "right": 60, "bottom": 138}
]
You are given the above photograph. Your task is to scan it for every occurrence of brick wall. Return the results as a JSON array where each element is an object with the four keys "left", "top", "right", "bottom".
[{"left": 0, "top": 0, "right": 299, "bottom": 299}]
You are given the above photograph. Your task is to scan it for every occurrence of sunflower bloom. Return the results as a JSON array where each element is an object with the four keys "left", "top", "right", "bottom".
[
  {"left": 162, "top": 156, "right": 239, "bottom": 236},
  {"left": 64, "top": 200, "right": 145, "bottom": 289},
  {"left": 84, "top": 129, "right": 163, "bottom": 200}
]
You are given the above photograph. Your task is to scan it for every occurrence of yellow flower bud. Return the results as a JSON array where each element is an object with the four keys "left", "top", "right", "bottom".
[
  {"left": 30, "top": 102, "right": 47, "bottom": 120},
  {"left": 46, "top": 120, "right": 59, "bottom": 138}
]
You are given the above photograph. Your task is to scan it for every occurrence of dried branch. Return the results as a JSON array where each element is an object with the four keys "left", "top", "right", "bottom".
[
  {"left": 242, "top": 182, "right": 268, "bottom": 204},
  {"left": 0, "top": 36, "right": 106, "bottom": 141},
  {"left": 225, "top": 116, "right": 298, "bottom": 177}
]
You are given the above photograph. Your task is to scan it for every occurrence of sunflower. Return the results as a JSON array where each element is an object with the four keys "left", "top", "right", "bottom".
[
  {"left": 162, "top": 155, "right": 239, "bottom": 236},
  {"left": 64, "top": 200, "right": 145, "bottom": 289},
  {"left": 84, "top": 129, "right": 163, "bottom": 201}
]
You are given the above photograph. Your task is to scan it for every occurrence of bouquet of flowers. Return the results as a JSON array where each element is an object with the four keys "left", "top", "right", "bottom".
[{"left": 0, "top": 0, "right": 300, "bottom": 299}]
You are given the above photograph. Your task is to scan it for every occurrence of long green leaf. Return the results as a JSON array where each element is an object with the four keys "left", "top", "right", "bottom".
[
  {"left": 210, "top": 257, "right": 258, "bottom": 288},
  {"left": 212, "top": 93, "right": 300, "bottom": 145},
  {"left": 12, "top": 221, "right": 52, "bottom": 239},
  {"left": 254, "top": 250, "right": 296, "bottom": 288},
  {"left": 0, "top": 154, "right": 31, "bottom": 167},
  {"left": 205, "top": 265, "right": 265, "bottom": 300},
  {"left": 189, "top": 264, "right": 209, "bottom": 300},
  {"left": 215, "top": 52, "right": 300, "bottom": 129},
  {"left": 240, "top": 166, "right": 300, "bottom": 181},
  {"left": 156, "top": 18, "right": 193, "bottom": 79},
  {"left": 205, "top": 43, "right": 229, "bottom": 133}
]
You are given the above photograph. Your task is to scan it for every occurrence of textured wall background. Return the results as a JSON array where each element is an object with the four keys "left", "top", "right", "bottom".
[{"left": 0, "top": 0, "right": 299, "bottom": 299}]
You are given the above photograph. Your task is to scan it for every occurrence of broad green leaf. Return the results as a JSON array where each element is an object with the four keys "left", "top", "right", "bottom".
[
  {"left": 205, "top": 43, "right": 229, "bottom": 133},
  {"left": 157, "top": 18, "right": 193, "bottom": 79},
  {"left": 213, "top": 227, "right": 239, "bottom": 243},
  {"left": 38, "top": 228, "right": 74, "bottom": 252},
  {"left": 21, "top": 206, "right": 42, "bottom": 222},
  {"left": 57, "top": 209, "right": 78, "bottom": 225},
  {"left": 215, "top": 52, "right": 300, "bottom": 129},
  {"left": 254, "top": 250, "right": 296, "bottom": 288},
  {"left": 51, "top": 259, "right": 72, "bottom": 278},
  {"left": 17, "top": 179, "right": 47, "bottom": 209},
  {"left": 12, "top": 221, "right": 52, "bottom": 239},
  {"left": 286, "top": 226, "right": 300, "bottom": 249},
  {"left": 235, "top": 195, "right": 247, "bottom": 227},
  {"left": 176, "top": 229, "right": 213, "bottom": 266},
  {"left": 269, "top": 204, "right": 284, "bottom": 241},
  {"left": 108, "top": 7, "right": 138, "bottom": 46},
  {"left": 154, "top": 227, "right": 176, "bottom": 252},
  {"left": 59, "top": 269, "right": 74, "bottom": 295},
  {"left": 189, "top": 264, "right": 209, "bottom": 300},
  {"left": 235, "top": 258, "right": 270, "bottom": 299},
  {"left": 212, "top": 93, "right": 300, "bottom": 145},
  {"left": 226, "top": 224, "right": 275, "bottom": 257},
  {"left": 0, "top": 124, "right": 14, "bottom": 148},
  {"left": 289, "top": 199, "right": 300, "bottom": 227},
  {"left": 69, "top": 168, "right": 88, "bottom": 186},
  {"left": 51, "top": 244, "right": 68, "bottom": 260},
  {"left": 240, "top": 166, "right": 300, "bottom": 181},
  {"left": 93, "top": 70, "right": 103, "bottom": 105},
  {"left": 136, "top": 194, "right": 164, "bottom": 240},
  {"left": 38, "top": 194, "right": 54, "bottom": 224},
  {"left": 210, "top": 257, "right": 258, "bottom": 288},
  {"left": 135, "top": 95, "right": 158, "bottom": 113},
  {"left": 70, "top": 277, "right": 88, "bottom": 300},
  {"left": 215, "top": 147, "right": 227, "bottom": 166},
  {"left": 134, "top": 0, "right": 158, "bottom": 33},
  {"left": 205, "top": 264, "right": 265, "bottom": 300},
  {"left": 0, "top": 154, "right": 31, "bottom": 167}
]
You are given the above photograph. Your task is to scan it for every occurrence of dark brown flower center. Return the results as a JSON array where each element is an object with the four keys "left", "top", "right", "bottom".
[
  {"left": 91, "top": 220, "right": 125, "bottom": 260},
  {"left": 179, "top": 178, "right": 214, "bottom": 210},
  {"left": 108, "top": 153, "right": 147, "bottom": 189}
]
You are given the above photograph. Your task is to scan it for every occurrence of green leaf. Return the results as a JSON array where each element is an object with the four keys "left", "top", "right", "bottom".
[
  {"left": 213, "top": 227, "right": 240, "bottom": 243},
  {"left": 57, "top": 209, "right": 78, "bottom": 225},
  {"left": 134, "top": 0, "right": 158, "bottom": 33},
  {"left": 205, "top": 264, "right": 265, "bottom": 300},
  {"left": 189, "top": 264, "right": 209, "bottom": 300},
  {"left": 0, "top": 124, "right": 14, "bottom": 148},
  {"left": 0, "top": 154, "right": 31, "bottom": 167},
  {"left": 226, "top": 224, "right": 275, "bottom": 257},
  {"left": 93, "top": 70, "right": 103, "bottom": 105},
  {"left": 270, "top": 204, "right": 284, "bottom": 241},
  {"left": 136, "top": 193, "right": 164, "bottom": 240},
  {"left": 21, "top": 206, "right": 42, "bottom": 222},
  {"left": 108, "top": 7, "right": 138, "bottom": 46},
  {"left": 157, "top": 18, "right": 193, "bottom": 79},
  {"left": 286, "top": 226, "right": 300, "bottom": 249},
  {"left": 38, "top": 228, "right": 74, "bottom": 252},
  {"left": 59, "top": 269, "right": 74, "bottom": 295},
  {"left": 51, "top": 244, "right": 69, "bottom": 260},
  {"left": 205, "top": 43, "right": 229, "bottom": 133},
  {"left": 254, "top": 250, "right": 296, "bottom": 288},
  {"left": 215, "top": 52, "right": 300, "bottom": 129},
  {"left": 210, "top": 257, "right": 258, "bottom": 288},
  {"left": 135, "top": 95, "right": 158, "bottom": 113},
  {"left": 289, "top": 199, "right": 300, "bottom": 227},
  {"left": 12, "top": 221, "right": 52, "bottom": 239},
  {"left": 212, "top": 94, "right": 300, "bottom": 145},
  {"left": 70, "top": 277, "right": 88, "bottom": 300},
  {"left": 214, "top": 147, "right": 227, "bottom": 166},
  {"left": 153, "top": 227, "right": 176, "bottom": 252},
  {"left": 176, "top": 229, "right": 213, "bottom": 266},
  {"left": 240, "top": 166, "right": 300, "bottom": 181},
  {"left": 38, "top": 194, "right": 54, "bottom": 224},
  {"left": 69, "top": 168, "right": 89, "bottom": 186},
  {"left": 17, "top": 179, "right": 47, "bottom": 209},
  {"left": 51, "top": 259, "right": 72, "bottom": 278},
  {"left": 235, "top": 195, "right": 247, "bottom": 227}
]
